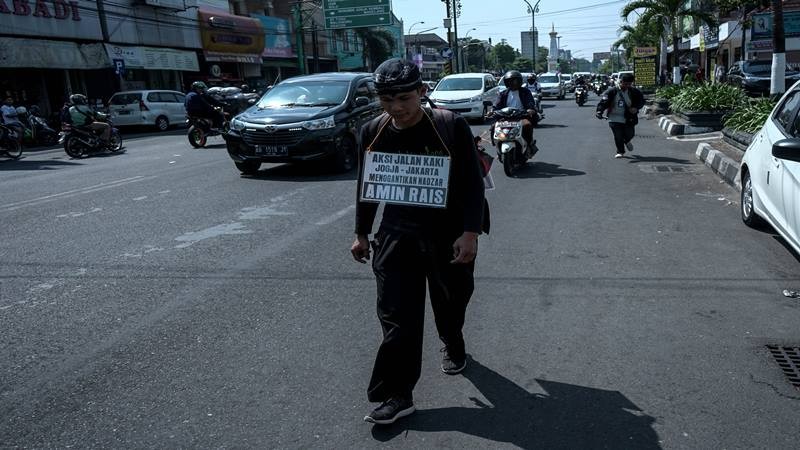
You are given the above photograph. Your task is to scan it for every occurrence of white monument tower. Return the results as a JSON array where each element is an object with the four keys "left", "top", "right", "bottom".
[{"left": 547, "top": 23, "right": 558, "bottom": 73}]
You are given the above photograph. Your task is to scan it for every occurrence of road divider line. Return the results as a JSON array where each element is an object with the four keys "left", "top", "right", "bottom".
[{"left": 1, "top": 176, "right": 155, "bottom": 211}]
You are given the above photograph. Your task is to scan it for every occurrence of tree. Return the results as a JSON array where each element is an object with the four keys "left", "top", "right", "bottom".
[
  {"left": 613, "top": 20, "right": 662, "bottom": 61},
  {"left": 354, "top": 28, "right": 396, "bottom": 71},
  {"left": 510, "top": 57, "right": 534, "bottom": 72},
  {"left": 622, "top": 0, "right": 717, "bottom": 83},
  {"left": 492, "top": 43, "right": 517, "bottom": 68}
]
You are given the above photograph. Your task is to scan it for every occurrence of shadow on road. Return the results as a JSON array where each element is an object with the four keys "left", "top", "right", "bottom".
[
  {"left": 626, "top": 155, "right": 693, "bottom": 164},
  {"left": 0, "top": 158, "right": 83, "bottom": 170},
  {"left": 535, "top": 123, "right": 568, "bottom": 129},
  {"left": 511, "top": 161, "right": 585, "bottom": 179},
  {"left": 241, "top": 163, "right": 358, "bottom": 182},
  {"left": 371, "top": 356, "right": 660, "bottom": 448}
]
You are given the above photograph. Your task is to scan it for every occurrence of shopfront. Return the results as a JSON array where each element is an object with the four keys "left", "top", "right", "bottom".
[{"left": 197, "top": 7, "right": 265, "bottom": 86}]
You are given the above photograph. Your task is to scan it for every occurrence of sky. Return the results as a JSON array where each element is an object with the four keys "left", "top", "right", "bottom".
[{"left": 391, "top": 0, "right": 635, "bottom": 60}]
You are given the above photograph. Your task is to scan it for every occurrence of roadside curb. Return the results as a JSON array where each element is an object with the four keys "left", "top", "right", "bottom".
[
  {"left": 695, "top": 142, "right": 741, "bottom": 189},
  {"left": 658, "top": 115, "right": 715, "bottom": 136}
]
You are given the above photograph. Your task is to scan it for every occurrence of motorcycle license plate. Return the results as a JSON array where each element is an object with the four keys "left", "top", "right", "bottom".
[
  {"left": 497, "top": 121, "right": 516, "bottom": 127},
  {"left": 255, "top": 145, "right": 288, "bottom": 156}
]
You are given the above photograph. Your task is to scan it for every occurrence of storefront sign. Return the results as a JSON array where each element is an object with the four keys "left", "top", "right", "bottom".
[
  {"left": 105, "top": 44, "right": 200, "bottom": 72},
  {"left": 702, "top": 24, "right": 719, "bottom": 48},
  {"left": 747, "top": 39, "right": 773, "bottom": 51},
  {"left": 0, "top": 38, "right": 108, "bottom": 68},
  {"left": 203, "top": 51, "right": 261, "bottom": 63},
  {"left": 252, "top": 14, "right": 293, "bottom": 58},
  {"left": 752, "top": 11, "right": 800, "bottom": 40},
  {"left": 0, "top": 0, "right": 102, "bottom": 39},
  {"left": 199, "top": 7, "right": 264, "bottom": 55},
  {"left": 360, "top": 152, "right": 450, "bottom": 208}
]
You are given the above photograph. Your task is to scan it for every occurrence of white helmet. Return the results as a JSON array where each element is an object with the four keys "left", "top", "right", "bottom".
[{"left": 15, "top": 106, "right": 27, "bottom": 115}]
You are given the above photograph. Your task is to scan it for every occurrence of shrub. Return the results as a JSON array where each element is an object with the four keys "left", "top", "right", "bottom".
[
  {"left": 670, "top": 83, "right": 747, "bottom": 113},
  {"left": 722, "top": 97, "right": 777, "bottom": 134},
  {"left": 654, "top": 85, "right": 682, "bottom": 101}
]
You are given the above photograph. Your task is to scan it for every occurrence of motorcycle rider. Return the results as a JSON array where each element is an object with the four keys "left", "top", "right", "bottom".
[
  {"left": 526, "top": 74, "right": 541, "bottom": 93},
  {"left": 184, "top": 81, "right": 226, "bottom": 130},
  {"left": 493, "top": 70, "right": 537, "bottom": 149},
  {"left": 1, "top": 97, "right": 24, "bottom": 143},
  {"left": 68, "top": 94, "right": 111, "bottom": 145}
]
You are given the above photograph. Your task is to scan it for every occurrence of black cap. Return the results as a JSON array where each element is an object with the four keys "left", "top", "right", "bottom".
[
  {"left": 374, "top": 58, "right": 422, "bottom": 95},
  {"left": 621, "top": 73, "right": 635, "bottom": 82}
]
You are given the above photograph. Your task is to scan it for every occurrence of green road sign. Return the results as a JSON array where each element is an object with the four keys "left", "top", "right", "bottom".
[{"left": 323, "top": 0, "right": 393, "bottom": 30}]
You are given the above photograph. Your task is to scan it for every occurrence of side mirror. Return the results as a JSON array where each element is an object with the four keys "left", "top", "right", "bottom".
[
  {"left": 354, "top": 96, "right": 370, "bottom": 107},
  {"left": 772, "top": 139, "right": 800, "bottom": 163}
]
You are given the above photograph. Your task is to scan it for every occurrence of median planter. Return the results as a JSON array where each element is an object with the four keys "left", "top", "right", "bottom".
[
  {"left": 676, "top": 111, "right": 729, "bottom": 130},
  {"left": 722, "top": 127, "right": 754, "bottom": 151}
]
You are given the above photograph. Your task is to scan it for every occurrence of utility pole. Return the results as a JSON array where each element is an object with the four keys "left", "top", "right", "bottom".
[
  {"left": 770, "top": 0, "right": 786, "bottom": 97},
  {"left": 311, "top": 20, "right": 320, "bottom": 74},
  {"left": 293, "top": 4, "right": 306, "bottom": 75},
  {"left": 443, "top": 0, "right": 453, "bottom": 75},
  {"left": 452, "top": 0, "right": 460, "bottom": 73}
]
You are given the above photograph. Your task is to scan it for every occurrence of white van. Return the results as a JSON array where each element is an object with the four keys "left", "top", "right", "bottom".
[
  {"left": 428, "top": 73, "right": 500, "bottom": 119},
  {"left": 108, "top": 90, "right": 187, "bottom": 131}
]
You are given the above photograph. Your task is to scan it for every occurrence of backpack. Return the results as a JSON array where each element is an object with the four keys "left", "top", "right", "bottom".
[{"left": 364, "top": 108, "right": 491, "bottom": 234}]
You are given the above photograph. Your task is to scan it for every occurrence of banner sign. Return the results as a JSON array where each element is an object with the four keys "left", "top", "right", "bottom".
[
  {"left": 634, "top": 56, "right": 657, "bottom": 88},
  {"left": 252, "top": 14, "right": 293, "bottom": 58},
  {"left": 360, "top": 151, "right": 450, "bottom": 208},
  {"left": 0, "top": 39, "right": 108, "bottom": 69},
  {"left": 105, "top": 44, "right": 199, "bottom": 72},
  {"left": 752, "top": 11, "right": 800, "bottom": 40}
]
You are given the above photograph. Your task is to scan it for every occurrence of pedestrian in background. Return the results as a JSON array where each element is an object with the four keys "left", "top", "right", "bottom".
[
  {"left": 596, "top": 72, "right": 645, "bottom": 159},
  {"left": 350, "top": 58, "right": 485, "bottom": 426}
]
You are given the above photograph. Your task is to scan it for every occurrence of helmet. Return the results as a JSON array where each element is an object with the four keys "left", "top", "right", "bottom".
[
  {"left": 69, "top": 94, "right": 87, "bottom": 105},
  {"left": 527, "top": 74, "right": 537, "bottom": 82},
  {"left": 503, "top": 70, "right": 523, "bottom": 89},
  {"left": 373, "top": 58, "right": 423, "bottom": 95},
  {"left": 15, "top": 106, "right": 27, "bottom": 115},
  {"left": 191, "top": 81, "right": 208, "bottom": 92}
]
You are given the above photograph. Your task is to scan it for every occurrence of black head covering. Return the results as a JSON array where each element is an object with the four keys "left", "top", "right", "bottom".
[{"left": 374, "top": 58, "right": 423, "bottom": 95}]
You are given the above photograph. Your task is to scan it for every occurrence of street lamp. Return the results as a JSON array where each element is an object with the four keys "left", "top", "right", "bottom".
[
  {"left": 460, "top": 27, "right": 476, "bottom": 72},
  {"left": 406, "top": 21, "right": 425, "bottom": 59},
  {"left": 523, "top": 0, "right": 540, "bottom": 73}
]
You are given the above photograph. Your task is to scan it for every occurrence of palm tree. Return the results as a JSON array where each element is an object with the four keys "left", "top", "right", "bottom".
[
  {"left": 621, "top": 0, "right": 717, "bottom": 81},
  {"left": 613, "top": 20, "right": 662, "bottom": 61},
  {"left": 354, "top": 28, "right": 397, "bottom": 71}
]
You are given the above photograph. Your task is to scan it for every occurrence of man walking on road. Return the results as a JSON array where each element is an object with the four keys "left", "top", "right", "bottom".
[
  {"left": 350, "top": 58, "right": 486, "bottom": 426},
  {"left": 596, "top": 73, "right": 645, "bottom": 158}
]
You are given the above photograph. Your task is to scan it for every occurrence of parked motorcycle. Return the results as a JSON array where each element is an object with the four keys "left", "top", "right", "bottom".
[
  {"left": 59, "top": 118, "right": 122, "bottom": 158},
  {"left": 575, "top": 85, "right": 588, "bottom": 106},
  {"left": 187, "top": 106, "right": 231, "bottom": 148},
  {"left": 0, "top": 123, "right": 23, "bottom": 159},
  {"left": 489, "top": 107, "right": 538, "bottom": 177},
  {"left": 20, "top": 106, "right": 58, "bottom": 147}
]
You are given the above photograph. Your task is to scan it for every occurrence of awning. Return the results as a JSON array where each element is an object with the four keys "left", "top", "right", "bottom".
[
  {"left": 105, "top": 44, "right": 199, "bottom": 72},
  {"left": 203, "top": 51, "right": 262, "bottom": 64},
  {"left": 0, "top": 39, "right": 108, "bottom": 69}
]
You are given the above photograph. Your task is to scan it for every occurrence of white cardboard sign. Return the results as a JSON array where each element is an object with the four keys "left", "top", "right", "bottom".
[{"left": 360, "top": 151, "right": 450, "bottom": 208}]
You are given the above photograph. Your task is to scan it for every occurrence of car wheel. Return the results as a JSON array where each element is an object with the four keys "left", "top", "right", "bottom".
[
  {"left": 156, "top": 116, "right": 169, "bottom": 131},
  {"left": 741, "top": 170, "right": 766, "bottom": 228},
  {"left": 334, "top": 135, "right": 357, "bottom": 172},
  {"left": 235, "top": 160, "right": 261, "bottom": 175}
]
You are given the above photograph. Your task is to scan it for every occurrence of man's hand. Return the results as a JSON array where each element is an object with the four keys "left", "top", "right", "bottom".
[
  {"left": 350, "top": 234, "right": 371, "bottom": 263},
  {"left": 628, "top": 107, "right": 639, "bottom": 114},
  {"left": 451, "top": 232, "right": 478, "bottom": 264}
]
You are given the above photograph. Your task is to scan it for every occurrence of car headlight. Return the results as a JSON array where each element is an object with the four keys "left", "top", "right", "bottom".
[
  {"left": 302, "top": 116, "right": 335, "bottom": 130},
  {"left": 231, "top": 118, "right": 246, "bottom": 131}
]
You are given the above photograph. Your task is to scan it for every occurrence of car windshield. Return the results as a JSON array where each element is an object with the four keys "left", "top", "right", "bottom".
[
  {"left": 256, "top": 81, "right": 349, "bottom": 108},
  {"left": 538, "top": 76, "right": 559, "bottom": 83},
  {"left": 436, "top": 78, "right": 483, "bottom": 91},
  {"left": 560, "top": 76, "right": 570, "bottom": 81},
  {"left": 743, "top": 62, "right": 772, "bottom": 75},
  {"left": 109, "top": 93, "right": 142, "bottom": 105}
]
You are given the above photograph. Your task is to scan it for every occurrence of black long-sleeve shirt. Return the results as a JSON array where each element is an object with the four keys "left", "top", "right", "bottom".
[{"left": 355, "top": 111, "right": 485, "bottom": 237}]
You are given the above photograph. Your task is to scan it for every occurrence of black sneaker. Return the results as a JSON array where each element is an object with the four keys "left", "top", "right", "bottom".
[
  {"left": 363, "top": 397, "right": 415, "bottom": 425},
  {"left": 441, "top": 347, "right": 467, "bottom": 375}
]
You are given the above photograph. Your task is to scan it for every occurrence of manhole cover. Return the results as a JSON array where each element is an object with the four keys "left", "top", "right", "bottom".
[{"left": 766, "top": 345, "right": 800, "bottom": 389}]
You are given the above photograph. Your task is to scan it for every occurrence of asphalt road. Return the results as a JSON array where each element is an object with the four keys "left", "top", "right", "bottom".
[{"left": 2, "top": 96, "right": 800, "bottom": 448}]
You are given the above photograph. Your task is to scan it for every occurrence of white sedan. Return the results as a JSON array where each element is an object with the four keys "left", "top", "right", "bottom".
[{"left": 739, "top": 81, "right": 800, "bottom": 254}]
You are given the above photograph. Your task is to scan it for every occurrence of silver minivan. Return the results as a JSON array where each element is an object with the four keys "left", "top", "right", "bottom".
[{"left": 108, "top": 90, "right": 187, "bottom": 131}]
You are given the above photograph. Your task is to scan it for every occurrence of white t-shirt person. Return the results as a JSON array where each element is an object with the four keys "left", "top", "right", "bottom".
[{"left": 506, "top": 90, "right": 523, "bottom": 109}]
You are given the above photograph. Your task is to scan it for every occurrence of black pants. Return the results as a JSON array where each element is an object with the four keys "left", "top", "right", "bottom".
[
  {"left": 367, "top": 229, "right": 475, "bottom": 403},
  {"left": 609, "top": 122, "right": 635, "bottom": 154}
]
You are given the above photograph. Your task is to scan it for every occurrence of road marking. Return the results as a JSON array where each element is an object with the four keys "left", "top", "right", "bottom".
[
  {"left": 0, "top": 176, "right": 154, "bottom": 212},
  {"left": 174, "top": 222, "right": 252, "bottom": 249},
  {"left": 315, "top": 204, "right": 355, "bottom": 225},
  {"left": 133, "top": 196, "right": 148, "bottom": 201}
]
